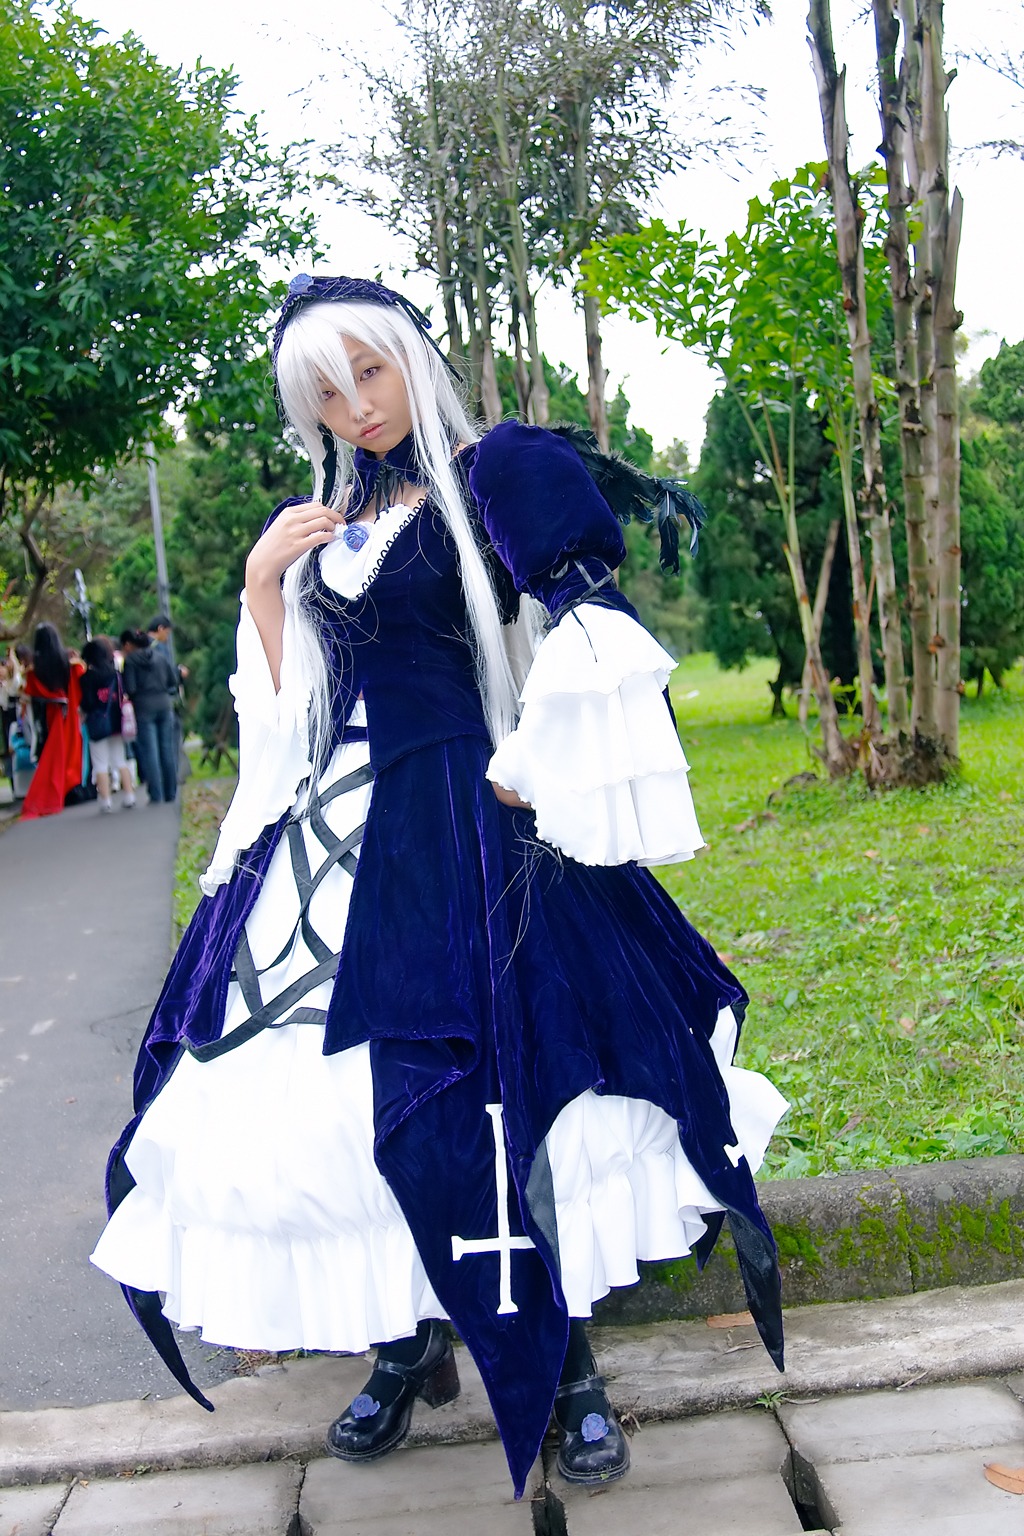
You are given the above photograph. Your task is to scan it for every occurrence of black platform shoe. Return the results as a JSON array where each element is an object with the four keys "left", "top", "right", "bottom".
[
  {"left": 325, "top": 1322, "right": 460, "bottom": 1463},
  {"left": 553, "top": 1371, "right": 631, "bottom": 1486}
]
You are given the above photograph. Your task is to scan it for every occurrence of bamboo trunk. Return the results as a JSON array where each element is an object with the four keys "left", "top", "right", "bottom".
[
  {"left": 808, "top": 0, "right": 910, "bottom": 739},
  {"left": 873, "top": 0, "right": 937, "bottom": 737}
]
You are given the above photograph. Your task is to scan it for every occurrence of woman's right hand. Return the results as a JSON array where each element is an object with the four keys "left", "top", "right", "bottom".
[{"left": 245, "top": 501, "right": 344, "bottom": 588}]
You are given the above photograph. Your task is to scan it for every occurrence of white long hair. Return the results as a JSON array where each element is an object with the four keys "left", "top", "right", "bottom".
[{"left": 274, "top": 299, "right": 541, "bottom": 769}]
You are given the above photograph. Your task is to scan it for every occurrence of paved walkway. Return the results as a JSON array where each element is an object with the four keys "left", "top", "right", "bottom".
[
  {"left": 2, "top": 790, "right": 1024, "bottom": 1533},
  {"left": 0, "top": 795, "right": 232, "bottom": 1410},
  {"left": 1, "top": 1283, "right": 1024, "bottom": 1534}
]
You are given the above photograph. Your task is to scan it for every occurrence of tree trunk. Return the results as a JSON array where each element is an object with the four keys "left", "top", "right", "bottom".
[
  {"left": 808, "top": 0, "right": 911, "bottom": 740},
  {"left": 570, "top": 99, "right": 610, "bottom": 450},
  {"left": 799, "top": 516, "right": 841, "bottom": 729},
  {"left": 873, "top": 0, "right": 938, "bottom": 738},
  {"left": 490, "top": 57, "right": 549, "bottom": 426},
  {"left": 833, "top": 425, "right": 881, "bottom": 734},
  {"left": 510, "top": 306, "right": 531, "bottom": 420},
  {"left": 920, "top": 0, "right": 962, "bottom": 754},
  {"left": 754, "top": 386, "right": 851, "bottom": 776},
  {"left": 471, "top": 198, "right": 504, "bottom": 427},
  {"left": 425, "top": 69, "right": 465, "bottom": 362},
  {"left": 582, "top": 292, "right": 610, "bottom": 451}
]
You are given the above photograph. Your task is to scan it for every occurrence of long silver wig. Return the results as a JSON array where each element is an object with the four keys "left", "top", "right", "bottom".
[{"left": 274, "top": 299, "right": 542, "bottom": 772}]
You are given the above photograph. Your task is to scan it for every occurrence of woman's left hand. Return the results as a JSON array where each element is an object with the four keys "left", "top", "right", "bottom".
[{"left": 492, "top": 781, "right": 532, "bottom": 810}]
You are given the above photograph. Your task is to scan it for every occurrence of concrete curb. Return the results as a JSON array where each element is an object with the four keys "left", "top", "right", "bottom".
[
  {"left": 3, "top": 1280, "right": 1023, "bottom": 1489},
  {"left": 598, "top": 1153, "right": 1024, "bottom": 1326}
]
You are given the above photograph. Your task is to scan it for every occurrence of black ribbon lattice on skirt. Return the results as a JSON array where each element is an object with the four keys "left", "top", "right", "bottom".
[{"left": 189, "top": 761, "right": 374, "bottom": 1063}]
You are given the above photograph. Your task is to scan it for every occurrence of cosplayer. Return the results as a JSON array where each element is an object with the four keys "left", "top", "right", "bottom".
[
  {"left": 92, "top": 275, "right": 787, "bottom": 1495},
  {"left": 21, "top": 622, "right": 85, "bottom": 819}
]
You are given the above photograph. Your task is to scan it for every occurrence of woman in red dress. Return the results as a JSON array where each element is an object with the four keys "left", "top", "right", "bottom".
[{"left": 21, "top": 622, "right": 85, "bottom": 819}]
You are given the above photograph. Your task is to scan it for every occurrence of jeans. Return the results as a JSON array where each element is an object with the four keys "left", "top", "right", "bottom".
[{"left": 135, "top": 711, "right": 177, "bottom": 803}]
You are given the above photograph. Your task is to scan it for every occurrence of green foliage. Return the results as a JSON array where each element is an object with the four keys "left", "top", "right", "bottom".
[
  {"left": 692, "top": 388, "right": 854, "bottom": 704},
  {"left": 493, "top": 350, "right": 703, "bottom": 653},
  {"left": 0, "top": 0, "right": 315, "bottom": 502},
  {"left": 492, "top": 350, "right": 653, "bottom": 467},
  {"left": 167, "top": 358, "right": 308, "bottom": 748},
  {"left": 960, "top": 437, "right": 1024, "bottom": 688},
  {"left": 662, "top": 655, "right": 1024, "bottom": 1176},
  {"left": 974, "top": 338, "right": 1024, "bottom": 427},
  {"left": 583, "top": 162, "right": 890, "bottom": 415}
]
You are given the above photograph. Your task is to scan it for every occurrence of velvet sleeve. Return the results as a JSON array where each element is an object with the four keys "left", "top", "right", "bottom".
[
  {"left": 471, "top": 422, "right": 705, "bottom": 869},
  {"left": 468, "top": 420, "right": 631, "bottom": 620}
]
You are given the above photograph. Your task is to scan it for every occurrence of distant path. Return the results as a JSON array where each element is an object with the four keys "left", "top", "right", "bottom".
[{"left": 0, "top": 798, "right": 233, "bottom": 1409}]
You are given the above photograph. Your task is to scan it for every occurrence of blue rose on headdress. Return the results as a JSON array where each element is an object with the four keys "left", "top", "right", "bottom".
[
  {"left": 580, "top": 1412, "right": 608, "bottom": 1443},
  {"left": 288, "top": 273, "right": 315, "bottom": 296},
  {"left": 350, "top": 1393, "right": 380, "bottom": 1419}
]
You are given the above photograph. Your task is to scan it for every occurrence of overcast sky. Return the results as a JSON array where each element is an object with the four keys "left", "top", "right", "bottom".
[{"left": 80, "top": 0, "right": 1024, "bottom": 454}]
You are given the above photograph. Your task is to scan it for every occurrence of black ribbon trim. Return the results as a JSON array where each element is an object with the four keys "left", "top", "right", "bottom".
[{"left": 189, "top": 761, "right": 374, "bottom": 1065}]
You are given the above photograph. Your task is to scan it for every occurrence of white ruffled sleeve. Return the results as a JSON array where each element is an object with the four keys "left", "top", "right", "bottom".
[
  {"left": 486, "top": 603, "right": 705, "bottom": 867},
  {"left": 199, "top": 592, "right": 314, "bottom": 895}
]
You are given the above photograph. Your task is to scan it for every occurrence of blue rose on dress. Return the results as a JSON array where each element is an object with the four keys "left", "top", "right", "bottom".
[
  {"left": 350, "top": 1393, "right": 380, "bottom": 1419},
  {"left": 288, "top": 273, "right": 315, "bottom": 296},
  {"left": 580, "top": 1412, "right": 608, "bottom": 1443}
]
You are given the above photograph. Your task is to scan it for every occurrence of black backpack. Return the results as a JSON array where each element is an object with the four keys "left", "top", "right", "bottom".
[{"left": 85, "top": 673, "right": 123, "bottom": 742}]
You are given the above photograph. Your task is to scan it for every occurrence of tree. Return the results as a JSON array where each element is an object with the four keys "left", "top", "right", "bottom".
[
  {"left": 863, "top": 0, "right": 963, "bottom": 756},
  {"left": 961, "top": 338, "right": 1024, "bottom": 689},
  {"left": 808, "top": 2, "right": 909, "bottom": 740},
  {"left": 693, "top": 385, "right": 854, "bottom": 714},
  {"left": 333, "top": 0, "right": 765, "bottom": 438},
  {"left": 582, "top": 168, "right": 884, "bottom": 775},
  {"left": 958, "top": 436, "right": 1024, "bottom": 692},
  {"left": 0, "top": 0, "right": 316, "bottom": 636}
]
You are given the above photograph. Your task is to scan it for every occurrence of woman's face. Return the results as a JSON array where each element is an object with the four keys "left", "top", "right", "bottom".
[{"left": 318, "top": 334, "right": 413, "bottom": 458}]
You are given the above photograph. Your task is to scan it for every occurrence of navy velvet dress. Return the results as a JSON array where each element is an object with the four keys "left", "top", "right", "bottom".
[{"left": 96, "top": 421, "right": 784, "bottom": 1495}]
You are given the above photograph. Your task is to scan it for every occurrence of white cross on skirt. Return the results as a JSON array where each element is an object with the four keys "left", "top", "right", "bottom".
[{"left": 450, "top": 1103, "right": 536, "bottom": 1314}]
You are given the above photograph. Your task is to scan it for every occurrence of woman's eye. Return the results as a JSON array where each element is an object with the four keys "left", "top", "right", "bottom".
[
  {"left": 320, "top": 388, "right": 336, "bottom": 402},
  {"left": 360, "top": 366, "right": 380, "bottom": 381}
]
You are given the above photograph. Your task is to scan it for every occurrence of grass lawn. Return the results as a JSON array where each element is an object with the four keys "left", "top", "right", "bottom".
[
  {"left": 173, "top": 769, "right": 236, "bottom": 943},
  {"left": 665, "top": 656, "right": 1024, "bottom": 1178},
  {"left": 172, "top": 659, "right": 1024, "bottom": 1179}
]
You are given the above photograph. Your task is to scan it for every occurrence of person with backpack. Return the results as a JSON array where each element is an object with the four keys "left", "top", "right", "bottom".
[
  {"left": 80, "top": 637, "right": 136, "bottom": 813},
  {"left": 121, "top": 629, "right": 178, "bottom": 804}
]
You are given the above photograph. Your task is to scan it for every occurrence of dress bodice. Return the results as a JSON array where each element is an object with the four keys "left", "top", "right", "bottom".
[{"left": 306, "top": 478, "right": 492, "bottom": 774}]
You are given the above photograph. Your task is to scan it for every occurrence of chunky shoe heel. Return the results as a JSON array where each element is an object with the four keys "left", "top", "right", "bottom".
[
  {"left": 325, "top": 1322, "right": 460, "bottom": 1464},
  {"left": 418, "top": 1342, "right": 460, "bottom": 1409}
]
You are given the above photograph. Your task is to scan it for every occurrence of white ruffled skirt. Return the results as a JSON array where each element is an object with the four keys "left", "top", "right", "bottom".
[{"left": 91, "top": 718, "right": 787, "bottom": 1353}]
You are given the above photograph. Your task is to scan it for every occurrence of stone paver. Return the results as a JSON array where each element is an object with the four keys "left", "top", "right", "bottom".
[
  {"left": 779, "top": 1379, "right": 1024, "bottom": 1463},
  {"left": 51, "top": 1461, "right": 302, "bottom": 1536},
  {"left": 553, "top": 1412, "right": 805, "bottom": 1535},
  {"left": 817, "top": 1446, "right": 1024, "bottom": 1535},
  {"left": 779, "top": 1381, "right": 1024, "bottom": 1535},
  {"left": 300, "top": 1442, "right": 541, "bottom": 1535},
  {"left": 0, "top": 1482, "right": 71, "bottom": 1536}
]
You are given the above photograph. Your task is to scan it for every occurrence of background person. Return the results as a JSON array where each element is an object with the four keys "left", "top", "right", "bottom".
[
  {"left": 21, "top": 622, "right": 85, "bottom": 819},
  {"left": 80, "top": 636, "right": 136, "bottom": 812},
  {"left": 121, "top": 629, "right": 177, "bottom": 804}
]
